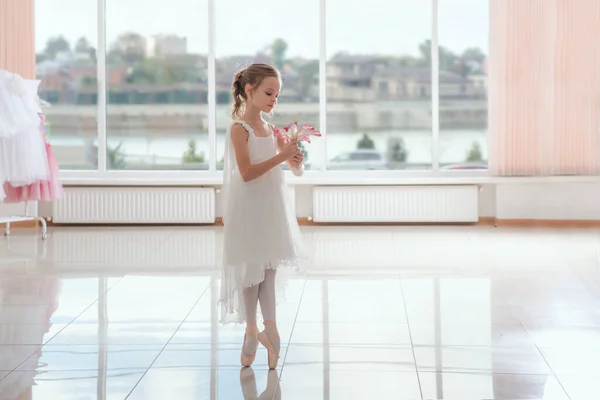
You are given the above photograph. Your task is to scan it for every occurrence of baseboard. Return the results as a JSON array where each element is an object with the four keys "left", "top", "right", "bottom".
[
  {"left": 297, "top": 217, "right": 312, "bottom": 226},
  {"left": 297, "top": 217, "right": 480, "bottom": 226},
  {"left": 477, "top": 217, "right": 496, "bottom": 226},
  {"left": 216, "top": 217, "right": 479, "bottom": 226},
  {"left": 493, "top": 218, "right": 600, "bottom": 228},
  {"left": 0, "top": 220, "right": 40, "bottom": 229},
  {"left": 299, "top": 217, "right": 600, "bottom": 227},
  {"left": 6, "top": 217, "right": 600, "bottom": 229}
]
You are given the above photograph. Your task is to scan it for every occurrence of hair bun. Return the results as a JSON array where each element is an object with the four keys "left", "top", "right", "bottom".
[{"left": 235, "top": 67, "right": 245, "bottom": 79}]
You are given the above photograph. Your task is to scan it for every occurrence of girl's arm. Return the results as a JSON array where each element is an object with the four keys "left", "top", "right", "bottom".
[
  {"left": 271, "top": 124, "right": 304, "bottom": 175},
  {"left": 231, "top": 124, "right": 293, "bottom": 182}
]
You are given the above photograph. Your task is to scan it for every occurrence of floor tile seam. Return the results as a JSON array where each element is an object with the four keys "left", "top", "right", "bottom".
[
  {"left": 123, "top": 281, "right": 211, "bottom": 399},
  {"left": 506, "top": 298, "right": 572, "bottom": 400},
  {"left": 277, "top": 274, "right": 310, "bottom": 396},
  {"left": 400, "top": 278, "right": 424, "bottom": 400}
]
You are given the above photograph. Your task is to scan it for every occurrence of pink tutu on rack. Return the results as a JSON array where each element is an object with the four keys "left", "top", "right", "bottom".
[{"left": 2, "top": 114, "right": 63, "bottom": 203}]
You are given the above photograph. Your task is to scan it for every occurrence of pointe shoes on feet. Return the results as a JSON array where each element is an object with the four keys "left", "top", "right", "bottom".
[
  {"left": 258, "top": 328, "right": 281, "bottom": 370},
  {"left": 241, "top": 332, "right": 259, "bottom": 367},
  {"left": 241, "top": 324, "right": 280, "bottom": 369}
]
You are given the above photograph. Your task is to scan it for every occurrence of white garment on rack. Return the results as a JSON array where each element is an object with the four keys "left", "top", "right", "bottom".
[
  {"left": 0, "top": 121, "right": 49, "bottom": 187},
  {"left": 0, "top": 70, "right": 40, "bottom": 139},
  {"left": 0, "top": 71, "right": 49, "bottom": 187}
]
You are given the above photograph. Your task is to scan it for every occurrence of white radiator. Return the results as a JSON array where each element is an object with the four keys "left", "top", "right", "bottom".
[
  {"left": 312, "top": 185, "right": 479, "bottom": 223},
  {"left": 53, "top": 187, "right": 215, "bottom": 224}
]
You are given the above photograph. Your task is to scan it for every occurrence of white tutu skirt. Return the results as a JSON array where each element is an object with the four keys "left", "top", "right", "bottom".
[
  {"left": 219, "top": 167, "right": 308, "bottom": 325},
  {"left": 0, "top": 70, "right": 48, "bottom": 187},
  {"left": 0, "top": 122, "right": 49, "bottom": 186}
]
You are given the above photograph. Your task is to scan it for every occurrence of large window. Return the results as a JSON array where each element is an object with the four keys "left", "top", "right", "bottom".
[
  {"left": 105, "top": 0, "right": 209, "bottom": 171},
  {"left": 35, "top": 0, "right": 98, "bottom": 170},
  {"left": 326, "top": 0, "right": 432, "bottom": 171},
  {"left": 35, "top": 0, "right": 488, "bottom": 177},
  {"left": 438, "top": 0, "right": 489, "bottom": 171}
]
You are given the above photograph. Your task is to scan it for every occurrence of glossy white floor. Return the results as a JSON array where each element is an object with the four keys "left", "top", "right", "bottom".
[{"left": 1, "top": 225, "right": 599, "bottom": 400}]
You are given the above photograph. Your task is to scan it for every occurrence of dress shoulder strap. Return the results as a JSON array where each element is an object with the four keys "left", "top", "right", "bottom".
[{"left": 232, "top": 120, "right": 255, "bottom": 137}]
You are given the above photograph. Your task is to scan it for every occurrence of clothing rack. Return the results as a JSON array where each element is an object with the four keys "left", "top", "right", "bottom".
[
  {"left": 1, "top": 202, "right": 48, "bottom": 240},
  {"left": 0, "top": 72, "right": 55, "bottom": 242}
]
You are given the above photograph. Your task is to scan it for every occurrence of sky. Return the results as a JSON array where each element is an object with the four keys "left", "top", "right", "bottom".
[{"left": 35, "top": 0, "right": 489, "bottom": 59}]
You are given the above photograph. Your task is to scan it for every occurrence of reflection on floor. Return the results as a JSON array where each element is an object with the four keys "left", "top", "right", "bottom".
[{"left": 0, "top": 225, "right": 599, "bottom": 399}]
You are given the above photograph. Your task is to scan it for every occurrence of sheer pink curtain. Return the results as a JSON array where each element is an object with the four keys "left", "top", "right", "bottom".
[
  {"left": 0, "top": 0, "right": 36, "bottom": 78},
  {"left": 488, "top": 0, "right": 600, "bottom": 176}
]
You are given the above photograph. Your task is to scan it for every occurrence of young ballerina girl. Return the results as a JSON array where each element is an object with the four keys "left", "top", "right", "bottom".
[{"left": 219, "top": 63, "right": 308, "bottom": 370}]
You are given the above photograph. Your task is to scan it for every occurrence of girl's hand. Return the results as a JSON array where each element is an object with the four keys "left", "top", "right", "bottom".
[
  {"left": 291, "top": 152, "right": 304, "bottom": 168},
  {"left": 281, "top": 140, "right": 301, "bottom": 160}
]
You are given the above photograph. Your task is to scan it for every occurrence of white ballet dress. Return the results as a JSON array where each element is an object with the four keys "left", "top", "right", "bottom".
[
  {"left": 219, "top": 120, "right": 308, "bottom": 324},
  {"left": 0, "top": 70, "right": 40, "bottom": 139},
  {"left": 0, "top": 70, "right": 49, "bottom": 187}
]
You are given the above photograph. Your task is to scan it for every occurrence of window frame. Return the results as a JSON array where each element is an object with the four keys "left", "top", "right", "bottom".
[{"left": 58, "top": 0, "right": 490, "bottom": 184}]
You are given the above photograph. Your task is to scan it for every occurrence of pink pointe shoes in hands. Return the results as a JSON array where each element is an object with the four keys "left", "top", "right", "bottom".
[
  {"left": 274, "top": 122, "right": 319, "bottom": 176},
  {"left": 273, "top": 122, "right": 321, "bottom": 144}
]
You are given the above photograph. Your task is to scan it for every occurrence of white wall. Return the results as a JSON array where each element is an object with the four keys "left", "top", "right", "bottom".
[
  {"left": 496, "top": 182, "right": 600, "bottom": 220},
  {"left": 479, "top": 184, "right": 496, "bottom": 218},
  {"left": 4, "top": 182, "right": 600, "bottom": 222}
]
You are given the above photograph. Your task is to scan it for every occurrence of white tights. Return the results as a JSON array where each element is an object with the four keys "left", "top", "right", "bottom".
[{"left": 243, "top": 268, "right": 277, "bottom": 324}]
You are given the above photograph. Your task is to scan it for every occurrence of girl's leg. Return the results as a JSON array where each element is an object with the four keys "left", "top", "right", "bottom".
[
  {"left": 258, "top": 268, "right": 277, "bottom": 323},
  {"left": 243, "top": 284, "right": 260, "bottom": 326},
  {"left": 258, "top": 268, "right": 280, "bottom": 369},
  {"left": 242, "top": 284, "right": 259, "bottom": 357}
]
